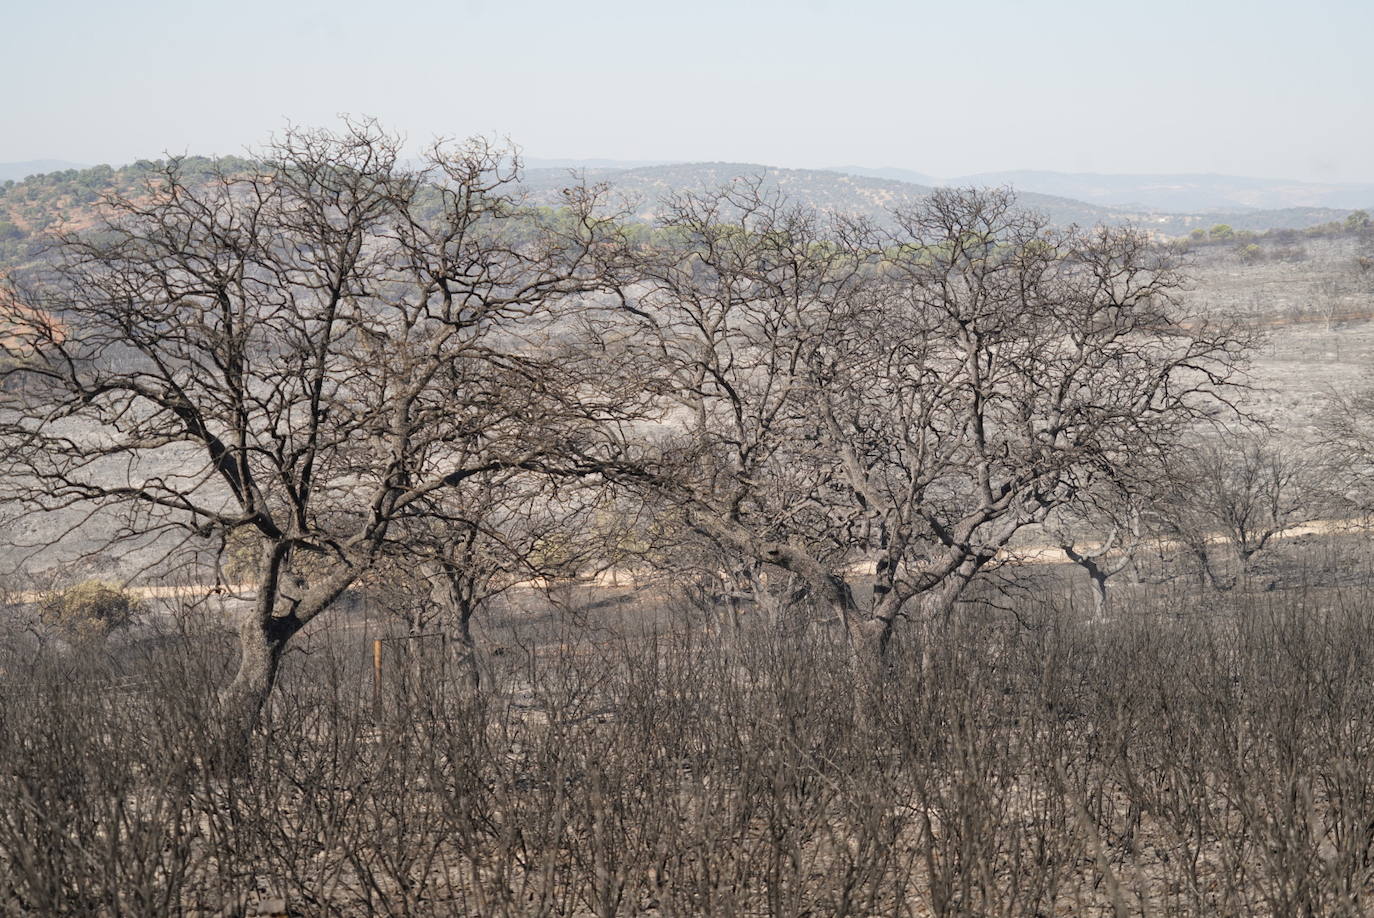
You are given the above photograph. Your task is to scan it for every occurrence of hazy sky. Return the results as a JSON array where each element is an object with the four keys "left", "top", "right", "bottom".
[{"left": 3, "top": 0, "right": 1371, "bottom": 182}]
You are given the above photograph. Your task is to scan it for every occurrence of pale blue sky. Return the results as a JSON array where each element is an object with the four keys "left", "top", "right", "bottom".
[{"left": 3, "top": 0, "right": 1371, "bottom": 182}]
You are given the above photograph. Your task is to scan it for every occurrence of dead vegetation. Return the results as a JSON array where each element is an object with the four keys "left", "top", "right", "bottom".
[
  {"left": 3, "top": 558, "right": 1374, "bottom": 916},
  {"left": 2, "top": 123, "right": 1374, "bottom": 917}
]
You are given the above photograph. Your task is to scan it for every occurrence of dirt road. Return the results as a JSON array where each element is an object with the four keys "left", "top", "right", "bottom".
[{"left": 11, "top": 516, "right": 1364, "bottom": 606}]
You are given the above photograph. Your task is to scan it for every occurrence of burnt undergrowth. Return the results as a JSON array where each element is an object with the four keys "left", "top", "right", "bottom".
[{"left": 3, "top": 568, "right": 1374, "bottom": 916}]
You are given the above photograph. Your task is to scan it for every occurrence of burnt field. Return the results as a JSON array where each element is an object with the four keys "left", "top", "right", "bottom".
[
  {"left": 1, "top": 124, "right": 1373, "bottom": 917},
  {"left": 5, "top": 533, "right": 1374, "bottom": 917}
]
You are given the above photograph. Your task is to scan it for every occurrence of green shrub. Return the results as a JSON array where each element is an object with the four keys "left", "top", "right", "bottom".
[{"left": 38, "top": 580, "right": 140, "bottom": 639}]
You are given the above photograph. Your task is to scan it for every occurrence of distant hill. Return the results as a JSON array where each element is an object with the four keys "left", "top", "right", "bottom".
[
  {"left": 519, "top": 162, "right": 1122, "bottom": 229},
  {"left": 523, "top": 157, "right": 680, "bottom": 171},
  {"left": 1131, "top": 206, "right": 1359, "bottom": 235},
  {"left": 937, "top": 169, "right": 1374, "bottom": 214},
  {"left": 521, "top": 162, "right": 1361, "bottom": 236},
  {"left": 824, "top": 165, "right": 941, "bottom": 187},
  {"left": 0, "top": 157, "right": 254, "bottom": 270},
  {"left": 0, "top": 159, "right": 1366, "bottom": 276},
  {"left": 0, "top": 160, "right": 90, "bottom": 183}
]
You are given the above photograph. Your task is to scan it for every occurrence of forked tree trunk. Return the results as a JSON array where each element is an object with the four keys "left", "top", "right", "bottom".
[
  {"left": 848, "top": 590, "right": 915, "bottom": 673},
  {"left": 218, "top": 610, "right": 301, "bottom": 770},
  {"left": 1067, "top": 556, "right": 1111, "bottom": 619},
  {"left": 1063, "top": 532, "right": 1137, "bottom": 621},
  {"left": 455, "top": 607, "right": 481, "bottom": 692},
  {"left": 1088, "top": 570, "right": 1109, "bottom": 619},
  {"left": 719, "top": 565, "right": 755, "bottom": 655},
  {"left": 915, "top": 581, "right": 967, "bottom": 678},
  {"left": 216, "top": 544, "right": 312, "bottom": 769},
  {"left": 436, "top": 568, "right": 484, "bottom": 693},
  {"left": 841, "top": 571, "right": 972, "bottom": 669}
]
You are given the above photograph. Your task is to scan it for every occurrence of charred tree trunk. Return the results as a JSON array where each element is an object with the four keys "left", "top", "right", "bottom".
[
  {"left": 839, "top": 558, "right": 978, "bottom": 673},
  {"left": 215, "top": 546, "right": 304, "bottom": 768},
  {"left": 455, "top": 605, "right": 481, "bottom": 692},
  {"left": 1066, "top": 553, "right": 1111, "bottom": 619},
  {"left": 217, "top": 545, "right": 353, "bottom": 768},
  {"left": 438, "top": 563, "right": 484, "bottom": 693},
  {"left": 914, "top": 577, "right": 969, "bottom": 678},
  {"left": 1062, "top": 524, "right": 1139, "bottom": 620},
  {"left": 221, "top": 611, "right": 302, "bottom": 742},
  {"left": 1088, "top": 569, "right": 1109, "bottom": 619}
]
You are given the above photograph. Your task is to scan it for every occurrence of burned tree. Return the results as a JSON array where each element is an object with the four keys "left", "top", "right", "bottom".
[
  {"left": 1051, "top": 485, "right": 1147, "bottom": 619},
  {"left": 377, "top": 464, "right": 619, "bottom": 689},
  {"left": 615, "top": 185, "right": 1246, "bottom": 655},
  {"left": 605, "top": 181, "right": 873, "bottom": 636},
  {"left": 1153, "top": 434, "right": 1314, "bottom": 589},
  {"left": 0, "top": 121, "right": 633, "bottom": 734}
]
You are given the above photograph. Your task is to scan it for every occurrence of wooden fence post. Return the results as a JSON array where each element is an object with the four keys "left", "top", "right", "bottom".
[{"left": 372, "top": 638, "right": 383, "bottom": 719}]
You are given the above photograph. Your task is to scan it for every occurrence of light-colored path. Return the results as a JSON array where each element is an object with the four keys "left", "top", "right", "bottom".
[
  {"left": 999, "top": 516, "right": 1366, "bottom": 567},
  {"left": 8, "top": 517, "right": 1366, "bottom": 605}
]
